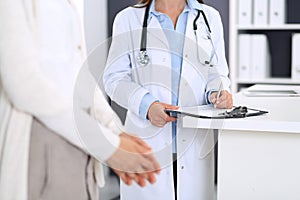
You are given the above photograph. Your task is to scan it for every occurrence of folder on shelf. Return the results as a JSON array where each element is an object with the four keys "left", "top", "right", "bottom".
[
  {"left": 251, "top": 34, "right": 271, "bottom": 80},
  {"left": 238, "top": 34, "right": 252, "bottom": 80},
  {"left": 269, "top": 0, "right": 286, "bottom": 25},
  {"left": 292, "top": 34, "right": 300, "bottom": 80},
  {"left": 238, "top": 0, "right": 253, "bottom": 25},
  {"left": 253, "top": 0, "right": 269, "bottom": 25}
]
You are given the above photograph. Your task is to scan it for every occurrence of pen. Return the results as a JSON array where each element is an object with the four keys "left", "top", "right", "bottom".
[{"left": 214, "top": 84, "right": 222, "bottom": 108}]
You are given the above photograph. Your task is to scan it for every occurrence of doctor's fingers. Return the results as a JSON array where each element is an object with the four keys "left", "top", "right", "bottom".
[
  {"left": 160, "top": 110, "right": 177, "bottom": 123},
  {"left": 165, "top": 115, "right": 177, "bottom": 123},
  {"left": 215, "top": 98, "right": 230, "bottom": 109},
  {"left": 160, "top": 102, "right": 179, "bottom": 110},
  {"left": 148, "top": 105, "right": 166, "bottom": 126},
  {"left": 149, "top": 107, "right": 172, "bottom": 126},
  {"left": 216, "top": 92, "right": 233, "bottom": 109},
  {"left": 222, "top": 91, "right": 233, "bottom": 108},
  {"left": 150, "top": 115, "right": 168, "bottom": 127},
  {"left": 209, "top": 92, "right": 218, "bottom": 104},
  {"left": 151, "top": 117, "right": 170, "bottom": 127},
  {"left": 151, "top": 120, "right": 166, "bottom": 127}
]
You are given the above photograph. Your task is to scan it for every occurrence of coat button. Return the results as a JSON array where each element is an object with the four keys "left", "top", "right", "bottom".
[
  {"left": 78, "top": 45, "right": 82, "bottom": 50},
  {"left": 181, "top": 166, "right": 184, "bottom": 170},
  {"left": 185, "top": 54, "right": 188, "bottom": 58}
]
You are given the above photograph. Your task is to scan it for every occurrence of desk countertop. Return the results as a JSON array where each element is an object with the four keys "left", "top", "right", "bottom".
[{"left": 183, "top": 85, "right": 300, "bottom": 133}]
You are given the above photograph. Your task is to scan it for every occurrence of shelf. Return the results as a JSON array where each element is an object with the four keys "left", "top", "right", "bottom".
[
  {"left": 237, "top": 24, "right": 300, "bottom": 30},
  {"left": 230, "top": 0, "right": 300, "bottom": 92},
  {"left": 237, "top": 78, "right": 300, "bottom": 85}
]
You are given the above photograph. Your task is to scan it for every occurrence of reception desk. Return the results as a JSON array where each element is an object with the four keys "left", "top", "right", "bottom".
[{"left": 182, "top": 85, "right": 300, "bottom": 200}]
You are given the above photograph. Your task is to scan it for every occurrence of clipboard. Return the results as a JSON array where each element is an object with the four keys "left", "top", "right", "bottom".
[{"left": 165, "top": 105, "right": 268, "bottom": 119}]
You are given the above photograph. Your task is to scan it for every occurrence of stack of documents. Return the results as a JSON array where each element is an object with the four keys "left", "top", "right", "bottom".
[
  {"left": 238, "top": 0, "right": 286, "bottom": 26},
  {"left": 238, "top": 34, "right": 271, "bottom": 80},
  {"left": 292, "top": 34, "right": 300, "bottom": 80}
]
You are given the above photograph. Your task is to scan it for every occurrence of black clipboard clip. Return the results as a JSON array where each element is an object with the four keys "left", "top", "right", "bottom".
[{"left": 217, "top": 106, "right": 268, "bottom": 118}]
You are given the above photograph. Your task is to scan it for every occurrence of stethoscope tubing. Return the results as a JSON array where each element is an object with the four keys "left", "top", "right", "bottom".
[
  {"left": 137, "top": 4, "right": 215, "bottom": 67},
  {"left": 140, "top": 4, "right": 151, "bottom": 52}
]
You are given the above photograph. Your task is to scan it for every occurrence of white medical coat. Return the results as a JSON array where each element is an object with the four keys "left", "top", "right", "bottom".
[{"left": 104, "top": 3, "right": 230, "bottom": 200}]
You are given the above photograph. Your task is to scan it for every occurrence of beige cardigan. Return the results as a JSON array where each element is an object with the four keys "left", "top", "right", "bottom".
[{"left": 0, "top": 0, "right": 121, "bottom": 199}]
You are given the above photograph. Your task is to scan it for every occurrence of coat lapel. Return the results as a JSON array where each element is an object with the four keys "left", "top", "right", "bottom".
[{"left": 147, "top": 15, "right": 169, "bottom": 49}]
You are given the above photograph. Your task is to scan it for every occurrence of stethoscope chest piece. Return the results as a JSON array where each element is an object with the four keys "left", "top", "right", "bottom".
[{"left": 137, "top": 50, "right": 150, "bottom": 66}]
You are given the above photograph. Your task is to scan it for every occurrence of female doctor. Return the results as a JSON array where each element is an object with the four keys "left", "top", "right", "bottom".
[{"left": 104, "top": 0, "right": 233, "bottom": 199}]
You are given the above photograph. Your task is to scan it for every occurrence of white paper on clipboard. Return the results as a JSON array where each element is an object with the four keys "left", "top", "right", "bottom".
[{"left": 165, "top": 105, "right": 228, "bottom": 118}]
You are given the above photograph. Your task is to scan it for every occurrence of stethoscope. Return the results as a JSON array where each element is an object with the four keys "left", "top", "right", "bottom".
[{"left": 136, "top": 4, "right": 219, "bottom": 67}]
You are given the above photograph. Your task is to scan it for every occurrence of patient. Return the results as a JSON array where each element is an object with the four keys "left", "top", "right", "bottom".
[{"left": 0, "top": 0, "right": 160, "bottom": 199}]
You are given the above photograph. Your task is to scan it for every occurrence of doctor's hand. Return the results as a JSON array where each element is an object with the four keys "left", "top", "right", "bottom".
[
  {"left": 107, "top": 133, "right": 161, "bottom": 187},
  {"left": 210, "top": 90, "right": 233, "bottom": 109},
  {"left": 147, "top": 102, "right": 178, "bottom": 127}
]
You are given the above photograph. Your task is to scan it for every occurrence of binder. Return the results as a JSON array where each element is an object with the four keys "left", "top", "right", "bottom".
[
  {"left": 292, "top": 34, "right": 300, "bottom": 80},
  {"left": 251, "top": 34, "right": 270, "bottom": 80},
  {"left": 253, "top": 0, "right": 269, "bottom": 25},
  {"left": 269, "top": 0, "right": 286, "bottom": 25},
  {"left": 238, "top": 0, "right": 253, "bottom": 25},
  {"left": 238, "top": 34, "right": 252, "bottom": 80}
]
